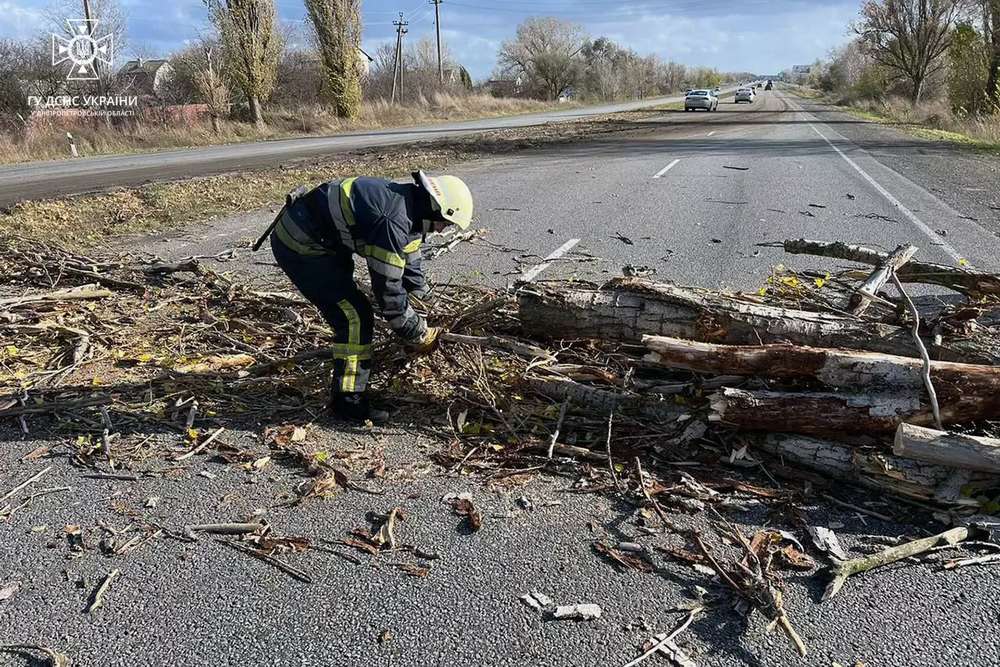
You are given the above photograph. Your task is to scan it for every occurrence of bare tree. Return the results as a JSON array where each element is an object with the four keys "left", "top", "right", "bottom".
[
  {"left": 206, "top": 0, "right": 282, "bottom": 129},
  {"left": 497, "top": 17, "right": 586, "bottom": 100},
  {"left": 986, "top": 0, "right": 1000, "bottom": 107},
  {"left": 304, "top": 0, "right": 362, "bottom": 118},
  {"left": 855, "top": 0, "right": 959, "bottom": 104}
]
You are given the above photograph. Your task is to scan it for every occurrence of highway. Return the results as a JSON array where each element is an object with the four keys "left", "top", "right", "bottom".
[
  {"left": 3, "top": 88, "right": 1000, "bottom": 667},
  {"left": 0, "top": 92, "right": 696, "bottom": 206}
]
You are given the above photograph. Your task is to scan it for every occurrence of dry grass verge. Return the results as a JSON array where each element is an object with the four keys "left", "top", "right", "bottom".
[
  {"left": 0, "top": 107, "right": 671, "bottom": 248},
  {"left": 1, "top": 93, "right": 556, "bottom": 165}
]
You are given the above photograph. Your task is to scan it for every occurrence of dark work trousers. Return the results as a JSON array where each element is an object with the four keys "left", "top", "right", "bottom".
[{"left": 270, "top": 234, "right": 374, "bottom": 395}]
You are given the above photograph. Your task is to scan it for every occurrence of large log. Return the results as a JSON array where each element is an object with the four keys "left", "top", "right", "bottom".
[
  {"left": 518, "top": 278, "right": 1000, "bottom": 364},
  {"left": 754, "top": 433, "right": 987, "bottom": 505},
  {"left": 709, "top": 387, "right": 928, "bottom": 435},
  {"left": 893, "top": 423, "right": 1000, "bottom": 473},
  {"left": 643, "top": 337, "right": 1000, "bottom": 417},
  {"left": 781, "top": 239, "right": 1000, "bottom": 297}
]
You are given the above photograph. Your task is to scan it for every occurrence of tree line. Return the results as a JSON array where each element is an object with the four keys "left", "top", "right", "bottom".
[
  {"left": 1, "top": 2, "right": 738, "bottom": 135},
  {"left": 806, "top": 0, "right": 1000, "bottom": 114}
]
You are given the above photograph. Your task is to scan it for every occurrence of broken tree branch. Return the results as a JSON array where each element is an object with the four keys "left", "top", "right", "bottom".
[
  {"left": 824, "top": 527, "right": 972, "bottom": 600},
  {"left": 850, "top": 243, "right": 918, "bottom": 315},
  {"left": 779, "top": 239, "right": 1000, "bottom": 297},
  {"left": 85, "top": 568, "right": 121, "bottom": 613}
]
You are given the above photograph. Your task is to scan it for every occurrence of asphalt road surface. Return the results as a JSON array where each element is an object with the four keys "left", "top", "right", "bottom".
[
  {"left": 3, "top": 89, "right": 1000, "bottom": 667},
  {"left": 0, "top": 92, "right": 703, "bottom": 207}
]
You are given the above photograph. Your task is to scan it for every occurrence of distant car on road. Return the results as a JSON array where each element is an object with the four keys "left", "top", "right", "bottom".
[
  {"left": 734, "top": 87, "right": 756, "bottom": 104},
  {"left": 764, "top": 80, "right": 773, "bottom": 90},
  {"left": 685, "top": 89, "right": 718, "bottom": 112}
]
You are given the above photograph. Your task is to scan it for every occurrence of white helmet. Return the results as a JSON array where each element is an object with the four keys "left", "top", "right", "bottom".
[{"left": 414, "top": 171, "right": 474, "bottom": 230}]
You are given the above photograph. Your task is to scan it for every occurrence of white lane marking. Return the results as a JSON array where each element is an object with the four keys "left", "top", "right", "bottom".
[
  {"left": 518, "top": 238, "right": 581, "bottom": 284},
  {"left": 807, "top": 123, "right": 967, "bottom": 265},
  {"left": 707, "top": 131, "right": 716, "bottom": 137},
  {"left": 653, "top": 159, "right": 681, "bottom": 179}
]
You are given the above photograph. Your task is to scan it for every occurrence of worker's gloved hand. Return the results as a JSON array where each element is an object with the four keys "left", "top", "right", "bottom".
[{"left": 405, "top": 326, "right": 443, "bottom": 355}]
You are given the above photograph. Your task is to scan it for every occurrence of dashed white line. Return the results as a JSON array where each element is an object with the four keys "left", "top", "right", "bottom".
[
  {"left": 807, "top": 123, "right": 967, "bottom": 265},
  {"left": 707, "top": 131, "right": 716, "bottom": 137},
  {"left": 653, "top": 159, "right": 681, "bottom": 179},
  {"left": 518, "top": 238, "right": 581, "bottom": 284}
]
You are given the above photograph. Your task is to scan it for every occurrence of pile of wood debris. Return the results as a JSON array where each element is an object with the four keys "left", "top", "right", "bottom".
[
  {"left": 4, "top": 234, "right": 1000, "bottom": 658},
  {"left": 2, "top": 235, "right": 999, "bottom": 507}
]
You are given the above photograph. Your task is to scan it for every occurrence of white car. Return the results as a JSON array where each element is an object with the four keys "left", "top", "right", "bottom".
[
  {"left": 685, "top": 89, "right": 718, "bottom": 111},
  {"left": 734, "top": 87, "right": 756, "bottom": 104}
]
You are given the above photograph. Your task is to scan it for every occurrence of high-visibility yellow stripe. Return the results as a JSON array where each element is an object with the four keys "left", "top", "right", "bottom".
[
  {"left": 339, "top": 178, "right": 357, "bottom": 227},
  {"left": 337, "top": 298, "right": 362, "bottom": 393},
  {"left": 330, "top": 342, "right": 372, "bottom": 360},
  {"left": 365, "top": 244, "right": 406, "bottom": 268},
  {"left": 403, "top": 238, "right": 422, "bottom": 254}
]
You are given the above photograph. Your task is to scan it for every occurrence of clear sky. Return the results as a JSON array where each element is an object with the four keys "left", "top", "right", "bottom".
[{"left": 3, "top": 0, "right": 861, "bottom": 79}]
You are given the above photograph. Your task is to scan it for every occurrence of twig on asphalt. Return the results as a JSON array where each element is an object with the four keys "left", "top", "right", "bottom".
[
  {"left": 217, "top": 539, "right": 313, "bottom": 584},
  {"left": 634, "top": 456, "right": 668, "bottom": 531},
  {"left": 174, "top": 426, "right": 226, "bottom": 461},
  {"left": 546, "top": 399, "right": 570, "bottom": 459},
  {"left": 943, "top": 553, "right": 1000, "bottom": 570},
  {"left": 821, "top": 493, "right": 892, "bottom": 521},
  {"left": 622, "top": 607, "right": 702, "bottom": 667},
  {"left": 85, "top": 568, "right": 121, "bottom": 614},
  {"left": 605, "top": 411, "right": 624, "bottom": 494},
  {"left": 1, "top": 467, "right": 53, "bottom": 504}
]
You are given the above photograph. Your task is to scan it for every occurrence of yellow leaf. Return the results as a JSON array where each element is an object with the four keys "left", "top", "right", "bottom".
[
  {"left": 959, "top": 258, "right": 969, "bottom": 266},
  {"left": 814, "top": 278, "right": 826, "bottom": 288},
  {"left": 5, "top": 345, "right": 18, "bottom": 357},
  {"left": 137, "top": 353, "right": 153, "bottom": 363},
  {"left": 187, "top": 428, "right": 199, "bottom": 440},
  {"left": 91, "top": 376, "right": 102, "bottom": 386},
  {"left": 758, "top": 287, "right": 767, "bottom": 296},
  {"left": 314, "top": 450, "right": 329, "bottom": 463}
]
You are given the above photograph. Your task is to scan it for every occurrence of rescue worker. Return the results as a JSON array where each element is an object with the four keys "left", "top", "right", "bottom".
[{"left": 267, "top": 171, "right": 473, "bottom": 424}]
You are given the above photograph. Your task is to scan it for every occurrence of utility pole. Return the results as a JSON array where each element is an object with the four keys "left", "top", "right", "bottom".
[
  {"left": 431, "top": 0, "right": 443, "bottom": 85},
  {"left": 391, "top": 13, "right": 408, "bottom": 104}
]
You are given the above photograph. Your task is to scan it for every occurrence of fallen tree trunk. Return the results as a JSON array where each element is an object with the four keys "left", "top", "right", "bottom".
[
  {"left": 754, "top": 433, "right": 988, "bottom": 505},
  {"left": 893, "top": 424, "right": 1000, "bottom": 474},
  {"left": 781, "top": 239, "right": 1000, "bottom": 297},
  {"left": 643, "top": 337, "right": 1000, "bottom": 415},
  {"left": 710, "top": 387, "right": 928, "bottom": 435},
  {"left": 518, "top": 278, "right": 1000, "bottom": 364}
]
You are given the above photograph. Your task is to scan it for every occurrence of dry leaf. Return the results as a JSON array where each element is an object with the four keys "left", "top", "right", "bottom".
[
  {"left": 594, "top": 541, "right": 654, "bottom": 573},
  {"left": 393, "top": 562, "right": 430, "bottom": 578},
  {"left": 23, "top": 446, "right": 50, "bottom": 461},
  {"left": 451, "top": 498, "right": 483, "bottom": 532}
]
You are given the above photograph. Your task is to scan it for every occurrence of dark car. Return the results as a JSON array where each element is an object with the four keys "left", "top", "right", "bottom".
[{"left": 764, "top": 80, "right": 773, "bottom": 90}]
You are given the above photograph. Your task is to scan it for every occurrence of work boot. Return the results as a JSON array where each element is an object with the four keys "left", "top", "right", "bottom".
[{"left": 329, "top": 392, "right": 389, "bottom": 425}]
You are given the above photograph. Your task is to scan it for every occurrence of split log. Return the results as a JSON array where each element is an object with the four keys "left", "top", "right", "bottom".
[
  {"left": 518, "top": 278, "right": 1000, "bottom": 365},
  {"left": 754, "top": 433, "right": 988, "bottom": 505},
  {"left": 644, "top": 337, "right": 1000, "bottom": 419},
  {"left": 781, "top": 239, "right": 1000, "bottom": 297},
  {"left": 893, "top": 423, "right": 1000, "bottom": 474},
  {"left": 850, "top": 243, "right": 918, "bottom": 314}
]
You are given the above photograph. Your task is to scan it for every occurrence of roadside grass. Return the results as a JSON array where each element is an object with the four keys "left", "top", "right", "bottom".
[
  {"left": 0, "top": 108, "right": 668, "bottom": 248},
  {"left": 790, "top": 86, "right": 1000, "bottom": 152},
  {"left": 0, "top": 93, "right": 557, "bottom": 165}
]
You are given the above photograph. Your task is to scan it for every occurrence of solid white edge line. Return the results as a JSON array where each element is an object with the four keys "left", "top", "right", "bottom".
[
  {"left": 707, "top": 131, "right": 716, "bottom": 137},
  {"left": 653, "top": 158, "right": 681, "bottom": 179},
  {"left": 518, "top": 238, "right": 581, "bottom": 284},
  {"left": 807, "top": 123, "right": 967, "bottom": 265}
]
